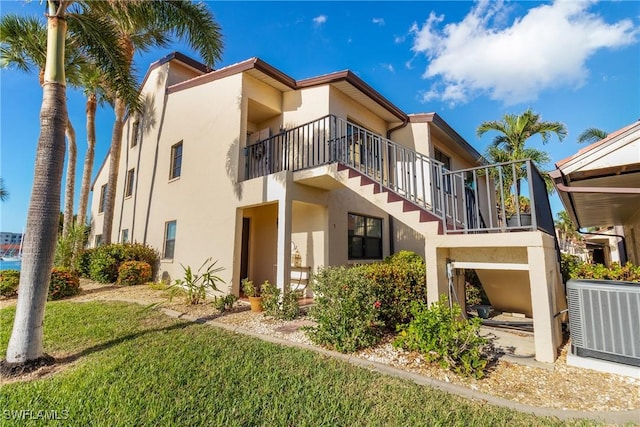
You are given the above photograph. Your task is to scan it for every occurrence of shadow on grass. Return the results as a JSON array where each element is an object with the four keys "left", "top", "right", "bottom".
[
  {"left": 77, "top": 284, "right": 120, "bottom": 297},
  {"left": 55, "top": 320, "right": 195, "bottom": 366}
]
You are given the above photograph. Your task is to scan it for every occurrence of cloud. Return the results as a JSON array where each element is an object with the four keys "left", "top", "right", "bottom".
[
  {"left": 394, "top": 35, "right": 405, "bottom": 44},
  {"left": 381, "top": 63, "right": 395, "bottom": 73},
  {"left": 313, "top": 14, "right": 327, "bottom": 27},
  {"left": 411, "top": 0, "right": 638, "bottom": 105},
  {"left": 372, "top": 17, "right": 385, "bottom": 26}
]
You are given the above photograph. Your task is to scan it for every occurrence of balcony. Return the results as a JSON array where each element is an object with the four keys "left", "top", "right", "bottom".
[{"left": 244, "top": 115, "right": 554, "bottom": 236}]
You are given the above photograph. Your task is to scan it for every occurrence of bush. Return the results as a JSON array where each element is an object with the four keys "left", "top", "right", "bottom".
[
  {"left": 571, "top": 261, "right": 640, "bottom": 282},
  {"left": 88, "top": 243, "right": 159, "bottom": 284},
  {"left": 117, "top": 261, "right": 152, "bottom": 286},
  {"left": 465, "top": 269, "right": 490, "bottom": 306},
  {"left": 76, "top": 248, "right": 95, "bottom": 278},
  {"left": 262, "top": 281, "right": 301, "bottom": 320},
  {"left": 0, "top": 269, "right": 20, "bottom": 297},
  {"left": 394, "top": 295, "right": 488, "bottom": 378},
  {"left": 49, "top": 268, "right": 81, "bottom": 301},
  {"left": 213, "top": 293, "right": 238, "bottom": 312},
  {"left": 361, "top": 251, "right": 428, "bottom": 328},
  {"left": 560, "top": 253, "right": 581, "bottom": 284},
  {"left": 308, "top": 266, "right": 383, "bottom": 353}
]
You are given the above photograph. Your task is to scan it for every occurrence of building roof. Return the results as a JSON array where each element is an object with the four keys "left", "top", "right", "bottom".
[{"left": 551, "top": 120, "right": 640, "bottom": 228}]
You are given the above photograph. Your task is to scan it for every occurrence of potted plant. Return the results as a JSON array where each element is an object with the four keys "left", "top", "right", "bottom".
[
  {"left": 505, "top": 194, "right": 532, "bottom": 227},
  {"left": 242, "top": 278, "right": 263, "bottom": 312}
]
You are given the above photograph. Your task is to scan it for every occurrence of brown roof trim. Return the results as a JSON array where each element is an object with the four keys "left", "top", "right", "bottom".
[
  {"left": 409, "top": 113, "right": 484, "bottom": 164},
  {"left": 555, "top": 120, "right": 640, "bottom": 168},
  {"left": 168, "top": 57, "right": 297, "bottom": 94},
  {"left": 298, "top": 70, "right": 407, "bottom": 122}
]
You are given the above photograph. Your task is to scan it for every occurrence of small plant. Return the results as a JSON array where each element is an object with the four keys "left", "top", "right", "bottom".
[
  {"left": 213, "top": 292, "right": 238, "bottom": 312},
  {"left": 262, "top": 281, "right": 301, "bottom": 320},
  {"left": 49, "top": 267, "right": 81, "bottom": 301},
  {"left": 171, "top": 258, "right": 224, "bottom": 305},
  {"left": 308, "top": 266, "right": 383, "bottom": 353},
  {"left": 241, "top": 278, "right": 260, "bottom": 297},
  {"left": 0, "top": 269, "right": 20, "bottom": 297},
  {"left": 117, "top": 261, "right": 152, "bottom": 286},
  {"left": 54, "top": 224, "right": 89, "bottom": 272},
  {"left": 571, "top": 261, "right": 640, "bottom": 282},
  {"left": 394, "top": 295, "right": 488, "bottom": 379},
  {"left": 504, "top": 194, "right": 530, "bottom": 216}
]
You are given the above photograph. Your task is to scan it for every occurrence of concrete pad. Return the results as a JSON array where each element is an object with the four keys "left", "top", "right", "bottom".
[{"left": 567, "top": 352, "right": 640, "bottom": 379}]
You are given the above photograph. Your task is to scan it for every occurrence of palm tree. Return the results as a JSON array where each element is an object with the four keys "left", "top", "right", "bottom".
[
  {"left": 555, "top": 210, "right": 580, "bottom": 251},
  {"left": 99, "top": 1, "right": 223, "bottom": 244},
  {"left": 4, "top": 1, "right": 139, "bottom": 368},
  {"left": 1, "top": 14, "right": 83, "bottom": 238},
  {"left": 577, "top": 127, "right": 607, "bottom": 144},
  {"left": 477, "top": 109, "right": 567, "bottom": 198},
  {"left": 0, "top": 178, "right": 8, "bottom": 201}
]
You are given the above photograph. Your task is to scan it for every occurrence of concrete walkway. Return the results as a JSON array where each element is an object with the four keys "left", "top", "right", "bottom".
[{"left": 162, "top": 308, "right": 640, "bottom": 426}]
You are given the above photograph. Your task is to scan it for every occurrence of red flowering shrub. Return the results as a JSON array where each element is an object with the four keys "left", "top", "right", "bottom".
[
  {"left": 49, "top": 268, "right": 80, "bottom": 301},
  {"left": 117, "top": 261, "right": 152, "bottom": 286},
  {"left": 0, "top": 269, "right": 20, "bottom": 297}
]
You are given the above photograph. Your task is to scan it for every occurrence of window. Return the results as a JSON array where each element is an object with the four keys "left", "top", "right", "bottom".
[
  {"left": 170, "top": 142, "right": 183, "bottom": 179},
  {"left": 125, "top": 168, "right": 135, "bottom": 197},
  {"left": 348, "top": 213, "right": 382, "bottom": 260},
  {"left": 121, "top": 229, "right": 129, "bottom": 243},
  {"left": 98, "top": 184, "right": 107, "bottom": 213},
  {"left": 434, "top": 148, "right": 452, "bottom": 193},
  {"left": 95, "top": 234, "right": 102, "bottom": 247},
  {"left": 131, "top": 121, "right": 140, "bottom": 147},
  {"left": 163, "top": 220, "right": 177, "bottom": 259}
]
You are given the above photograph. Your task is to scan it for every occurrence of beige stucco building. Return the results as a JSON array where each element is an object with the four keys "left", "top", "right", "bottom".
[{"left": 90, "top": 52, "right": 566, "bottom": 363}]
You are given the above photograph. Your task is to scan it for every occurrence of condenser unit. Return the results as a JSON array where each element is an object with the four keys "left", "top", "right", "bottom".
[{"left": 567, "top": 279, "right": 640, "bottom": 367}]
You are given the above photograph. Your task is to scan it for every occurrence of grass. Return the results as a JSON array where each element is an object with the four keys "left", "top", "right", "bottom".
[{"left": 0, "top": 301, "right": 598, "bottom": 426}]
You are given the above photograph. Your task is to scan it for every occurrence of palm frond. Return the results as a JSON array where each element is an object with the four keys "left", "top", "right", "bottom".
[{"left": 577, "top": 127, "right": 608, "bottom": 144}]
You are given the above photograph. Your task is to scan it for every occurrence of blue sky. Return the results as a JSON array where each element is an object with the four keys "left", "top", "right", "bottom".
[{"left": 1, "top": 0, "right": 639, "bottom": 233}]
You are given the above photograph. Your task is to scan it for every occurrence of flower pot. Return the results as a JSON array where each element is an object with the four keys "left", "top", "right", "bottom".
[
  {"left": 506, "top": 213, "right": 532, "bottom": 227},
  {"left": 248, "top": 296, "right": 263, "bottom": 312},
  {"left": 476, "top": 305, "right": 492, "bottom": 319}
]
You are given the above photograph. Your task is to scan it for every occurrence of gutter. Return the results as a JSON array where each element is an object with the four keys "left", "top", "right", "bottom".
[{"left": 386, "top": 118, "right": 409, "bottom": 139}]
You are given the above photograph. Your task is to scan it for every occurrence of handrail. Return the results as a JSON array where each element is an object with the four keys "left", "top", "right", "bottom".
[{"left": 244, "top": 115, "right": 553, "bottom": 235}]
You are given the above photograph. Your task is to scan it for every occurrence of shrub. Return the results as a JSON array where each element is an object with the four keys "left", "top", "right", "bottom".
[
  {"left": 88, "top": 243, "right": 159, "bottom": 284},
  {"left": 49, "top": 268, "right": 81, "bottom": 301},
  {"left": 361, "top": 251, "right": 428, "bottom": 328},
  {"left": 54, "top": 224, "right": 88, "bottom": 272},
  {"left": 308, "top": 266, "right": 383, "bottom": 353},
  {"left": 213, "top": 290, "right": 238, "bottom": 312},
  {"left": 171, "top": 258, "right": 224, "bottom": 305},
  {"left": 560, "top": 253, "right": 582, "bottom": 284},
  {"left": 76, "top": 248, "right": 95, "bottom": 278},
  {"left": 241, "top": 278, "right": 260, "bottom": 297},
  {"left": 394, "top": 295, "right": 488, "bottom": 379},
  {"left": 117, "top": 261, "right": 152, "bottom": 286},
  {"left": 0, "top": 269, "right": 20, "bottom": 298},
  {"left": 262, "top": 281, "right": 301, "bottom": 320},
  {"left": 571, "top": 261, "right": 640, "bottom": 282},
  {"left": 465, "top": 269, "right": 490, "bottom": 306}
]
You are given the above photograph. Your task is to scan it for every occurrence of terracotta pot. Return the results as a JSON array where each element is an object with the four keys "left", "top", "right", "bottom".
[{"left": 248, "top": 296, "right": 263, "bottom": 312}]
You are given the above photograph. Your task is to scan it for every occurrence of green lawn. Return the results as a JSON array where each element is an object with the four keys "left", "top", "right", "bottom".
[{"left": 0, "top": 302, "right": 597, "bottom": 426}]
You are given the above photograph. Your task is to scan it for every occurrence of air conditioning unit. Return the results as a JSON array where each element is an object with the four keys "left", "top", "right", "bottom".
[{"left": 567, "top": 279, "right": 640, "bottom": 367}]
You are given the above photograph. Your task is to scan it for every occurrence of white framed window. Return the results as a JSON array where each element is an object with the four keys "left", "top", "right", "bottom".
[
  {"left": 98, "top": 184, "right": 107, "bottom": 213},
  {"left": 125, "top": 168, "right": 135, "bottom": 198},
  {"left": 131, "top": 121, "right": 140, "bottom": 147},
  {"left": 121, "top": 229, "right": 129, "bottom": 243}
]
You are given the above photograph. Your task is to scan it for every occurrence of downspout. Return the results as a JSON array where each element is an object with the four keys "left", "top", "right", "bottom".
[{"left": 578, "top": 229, "right": 628, "bottom": 265}]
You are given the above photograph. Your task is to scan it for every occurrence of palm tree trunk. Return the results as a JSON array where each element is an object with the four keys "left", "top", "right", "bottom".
[
  {"left": 75, "top": 94, "right": 97, "bottom": 235},
  {"left": 6, "top": 4, "right": 68, "bottom": 364},
  {"left": 101, "top": 96, "right": 125, "bottom": 245},
  {"left": 62, "top": 118, "right": 76, "bottom": 237}
]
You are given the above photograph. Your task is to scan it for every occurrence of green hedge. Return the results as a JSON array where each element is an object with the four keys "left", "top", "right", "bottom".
[
  {"left": 571, "top": 261, "right": 640, "bottom": 282},
  {"left": 49, "top": 268, "right": 81, "bottom": 300},
  {"left": 87, "top": 243, "right": 159, "bottom": 284},
  {"left": 0, "top": 269, "right": 20, "bottom": 297}
]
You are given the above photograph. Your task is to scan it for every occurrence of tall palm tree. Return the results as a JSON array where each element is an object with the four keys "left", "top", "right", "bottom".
[
  {"left": 1, "top": 14, "right": 84, "bottom": 238},
  {"left": 577, "top": 127, "right": 607, "bottom": 144},
  {"left": 0, "top": 178, "right": 8, "bottom": 201},
  {"left": 4, "top": 0, "right": 139, "bottom": 367},
  {"left": 99, "top": 1, "right": 223, "bottom": 244},
  {"left": 477, "top": 108, "right": 567, "bottom": 197}
]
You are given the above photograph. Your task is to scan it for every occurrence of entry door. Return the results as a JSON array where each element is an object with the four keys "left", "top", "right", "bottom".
[{"left": 240, "top": 217, "right": 250, "bottom": 295}]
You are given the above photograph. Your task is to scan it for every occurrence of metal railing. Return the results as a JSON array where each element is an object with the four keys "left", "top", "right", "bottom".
[
  {"left": 441, "top": 159, "right": 555, "bottom": 234},
  {"left": 244, "top": 115, "right": 554, "bottom": 235},
  {"left": 245, "top": 115, "right": 446, "bottom": 219}
]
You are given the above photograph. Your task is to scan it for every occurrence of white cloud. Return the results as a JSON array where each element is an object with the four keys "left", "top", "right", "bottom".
[
  {"left": 381, "top": 63, "right": 395, "bottom": 73},
  {"left": 411, "top": 0, "right": 638, "bottom": 105},
  {"left": 313, "top": 14, "right": 327, "bottom": 27},
  {"left": 372, "top": 17, "right": 385, "bottom": 26},
  {"left": 394, "top": 35, "right": 405, "bottom": 44}
]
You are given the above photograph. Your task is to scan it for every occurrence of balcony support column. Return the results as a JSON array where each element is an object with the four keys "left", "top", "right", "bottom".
[{"left": 276, "top": 175, "right": 293, "bottom": 295}]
